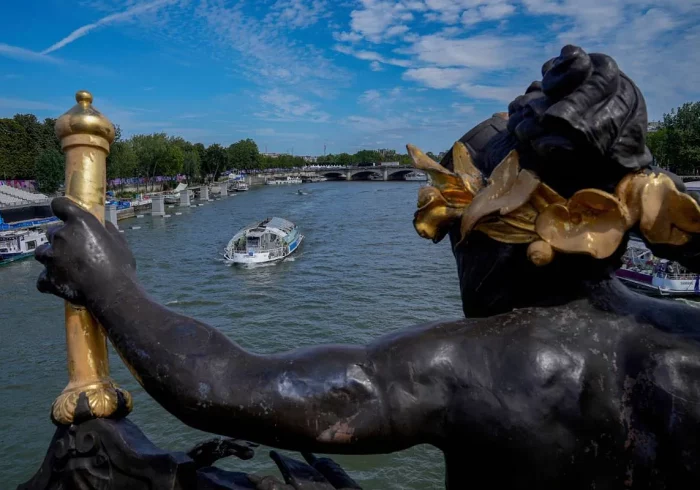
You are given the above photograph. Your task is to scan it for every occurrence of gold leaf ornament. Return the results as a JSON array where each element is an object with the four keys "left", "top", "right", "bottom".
[
  {"left": 407, "top": 144, "right": 476, "bottom": 243},
  {"left": 408, "top": 139, "right": 700, "bottom": 267},
  {"left": 535, "top": 189, "right": 628, "bottom": 260},
  {"left": 414, "top": 186, "right": 463, "bottom": 242},
  {"left": 460, "top": 151, "right": 540, "bottom": 238},
  {"left": 637, "top": 173, "right": 700, "bottom": 245}
]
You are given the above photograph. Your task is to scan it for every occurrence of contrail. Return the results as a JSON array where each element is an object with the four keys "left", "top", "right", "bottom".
[{"left": 42, "top": 0, "right": 174, "bottom": 55}]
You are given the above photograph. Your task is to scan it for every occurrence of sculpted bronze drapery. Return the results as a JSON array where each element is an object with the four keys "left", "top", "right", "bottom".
[{"left": 24, "top": 45, "right": 700, "bottom": 489}]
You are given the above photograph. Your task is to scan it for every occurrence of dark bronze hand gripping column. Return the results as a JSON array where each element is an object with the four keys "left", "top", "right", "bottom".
[{"left": 20, "top": 92, "right": 361, "bottom": 490}]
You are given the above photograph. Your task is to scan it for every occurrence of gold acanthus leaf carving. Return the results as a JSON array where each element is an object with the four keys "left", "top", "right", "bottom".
[{"left": 52, "top": 384, "right": 133, "bottom": 425}]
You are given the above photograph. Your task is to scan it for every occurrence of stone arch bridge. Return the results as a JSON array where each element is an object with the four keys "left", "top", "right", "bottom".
[{"left": 321, "top": 166, "right": 418, "bottom": 181}]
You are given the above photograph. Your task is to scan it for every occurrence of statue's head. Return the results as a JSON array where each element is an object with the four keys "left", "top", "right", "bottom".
[{"left": 409, "top": 45, "right": 700, "bottom": 317}]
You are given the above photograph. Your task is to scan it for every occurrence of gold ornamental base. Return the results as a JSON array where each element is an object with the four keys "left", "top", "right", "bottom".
[
  {"left": 52, "top": 303, "right": 133, "bottom": 425},
  {"left": 52, "top": 382, "right": 133, "bottom": 425}
]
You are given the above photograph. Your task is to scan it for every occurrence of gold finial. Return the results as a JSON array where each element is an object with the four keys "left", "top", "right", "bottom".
[
  {"left": 55, "top": 90, "right": 115, "bottom": 147},
  {"left": 51, "top": 89, "right": 131, "bottom": 425},
  {"left": 76, "top": 90, "right": 93, "bottom": 105}
]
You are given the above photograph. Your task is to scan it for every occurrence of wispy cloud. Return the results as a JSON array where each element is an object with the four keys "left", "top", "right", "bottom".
[
  {"left": 0, "top": 97, "right": 62, "bottom": 112},
  {"left": 265, "top": 0, "right": 331, "bottom": 29},
  {"left": 403, "top": 67, "right": 473, "bottom": 89},
  {"left": 334, "top": 44, "right": 412, "bottom": 68},
  {"left": 195, "top": 1, "right": 349, "bottom": 89},
  {"left": 255, "top": 89, "right": 330, "bottom": 123},
  {"left": 42, "top": 0, "right": 176, "bottom": 54},
  {"left": 177, "top": 113, "right": 207, "bottom": 120},
  {"left": 0, "top": 43, "right": 62, "bottom": 64},
  {"left": 3, "top": 0, "right": 697, "bottom": 154}
]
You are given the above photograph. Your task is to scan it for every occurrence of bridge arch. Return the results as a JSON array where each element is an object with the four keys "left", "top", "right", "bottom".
[
  {"left": 386, "top": 168, "right": 415, "bottom": 181},
  {"left": 322, "top": 171, "right": 347, "bottom": 180},
  {"left": 349, "top": 169, "right": 383, "bottom": 181}
]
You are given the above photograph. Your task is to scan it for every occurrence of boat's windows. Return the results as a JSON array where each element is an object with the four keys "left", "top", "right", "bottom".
[{"left": 26, "top": 240, "right": 36, "bottom": 250}]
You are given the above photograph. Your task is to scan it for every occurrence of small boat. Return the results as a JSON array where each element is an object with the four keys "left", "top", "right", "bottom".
[
  {"left": 224, "top": 217, "right": 304, "bottom": 265},
  {"left": 405, "top": 171, "right": 428, "bottom": 181},
  {"left": 0, "top": 228, "right": 48, "bottom": 265},
  {"left": 266, "top": 177, "right": 302, "bottom": 185},
  {"left": 229, "top": 181, "right": 249, "bottom": 192},
  {"left": 164, "top": 183, "right": 189, "bottom": 204},
  {"left": 616, "top": 237, "right": 700, "bottom": 297}
]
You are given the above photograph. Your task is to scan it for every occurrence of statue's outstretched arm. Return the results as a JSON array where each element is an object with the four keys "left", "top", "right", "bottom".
[{"left": 35, "top": 197, "right": 438, "bottom": 454}]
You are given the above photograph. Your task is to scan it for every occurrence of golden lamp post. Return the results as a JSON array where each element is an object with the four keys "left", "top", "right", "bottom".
[{"left": 51, "top": 91, "right": 132, "bottom": 425}]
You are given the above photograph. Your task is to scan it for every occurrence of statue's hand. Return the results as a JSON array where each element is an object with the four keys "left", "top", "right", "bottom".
[{"left": 35, "top": 197, "right": 136, "bottom": 305}]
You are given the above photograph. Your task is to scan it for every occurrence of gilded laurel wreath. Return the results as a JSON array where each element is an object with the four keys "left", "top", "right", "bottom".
[{"left": 409, "top": 142, "right": 700, "bottom": 266}]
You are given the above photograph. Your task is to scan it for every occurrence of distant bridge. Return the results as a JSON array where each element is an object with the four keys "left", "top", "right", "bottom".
[{"left": 256, "top": 165, "right": 422, "bottom": 182}]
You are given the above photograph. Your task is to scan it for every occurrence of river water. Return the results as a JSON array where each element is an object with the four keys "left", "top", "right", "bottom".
[{"left": 0, "top": 181, "right": 464, "bottom": 488}]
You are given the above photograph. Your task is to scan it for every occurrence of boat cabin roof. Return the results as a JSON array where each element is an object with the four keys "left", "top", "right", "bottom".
[
  {"left": 0, "top": 229, "right": 33, "bottom": 237},
  {"left": 232, "top": 217, "right": 296, "bottom": 240}
]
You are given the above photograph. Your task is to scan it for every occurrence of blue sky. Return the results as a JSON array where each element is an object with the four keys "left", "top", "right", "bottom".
[{"left": 1, "top": 0, "right": 699, "bottom": 156}]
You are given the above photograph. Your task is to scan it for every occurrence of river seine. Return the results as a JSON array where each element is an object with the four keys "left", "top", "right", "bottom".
[{"left": 0, "top": 181, "right": 463, "bottom": 488}]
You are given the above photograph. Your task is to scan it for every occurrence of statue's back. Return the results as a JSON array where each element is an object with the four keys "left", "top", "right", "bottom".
[{"left": 438, "top": 297, "right": 700, "bottom": 489}]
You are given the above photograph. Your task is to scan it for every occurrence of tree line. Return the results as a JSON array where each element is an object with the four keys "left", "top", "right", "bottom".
[
  {"left": 646, "top": 102, "right": 700, "bottom": 175},
  {"left": 1, "top": 101, "right": 697, "bottom": 193},
  {"left": 0, "top": 114, "right": 422, "bottom": 194}
]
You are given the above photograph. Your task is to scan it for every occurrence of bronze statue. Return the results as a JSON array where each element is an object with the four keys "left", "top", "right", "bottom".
[{"left": 28, "top": 45, "right": 700, "bottom": 489}]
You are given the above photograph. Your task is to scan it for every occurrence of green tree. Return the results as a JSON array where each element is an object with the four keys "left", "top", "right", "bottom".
[
  {"left": 355, "top": 149, "right": 381, "bottom": 165},
  {"left": 40, "top": 118, "right": 61, "bottom": 153},
  {"left": 661, "top": 102, "right": 700, "bottom": 175},
  {"left": 193, "top": 143, "right": 206, "bottom": 164},
  {"left": 182, "top": 148, "right": 201, "bottom": 182},
  {"left": 35, "top": 150, "right": 64, "bottom": 194},
  {"left": 228, "top": 139, "right": 261, "bottom": 170},
  {"left": 337, "top": 153, "right": 353, "bottom": 166},
  {"left": 163, "top": 144, "right": 184, "bottom": 177},
  {"left": 131, "top": 133, "right": 181, "bottom": 189},
  {"left": 0, "top": 119, "right": 35, "bottom": 179},
  {"left": 202, "top": 144, "right": 227, "bottom": 181},
  {"left": 647, "top": 128, "right": 669, "bottom": 169},
  {"left": 107, "top": 140, "right": 138, "bottom": 183}
]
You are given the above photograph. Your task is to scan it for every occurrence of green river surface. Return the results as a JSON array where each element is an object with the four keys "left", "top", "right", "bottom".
[{"left": 0, "top": 181, "right": 463, "bottom": 488}]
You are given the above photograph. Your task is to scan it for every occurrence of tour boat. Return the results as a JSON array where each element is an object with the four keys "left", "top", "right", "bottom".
[
  {"left": 229, "top": 181, "right": 249, "bottom": 192},
  {"left": 616, "top": 237, "right": 700, "bottom": 297},
  {"left": 266, "top": 177, "right": 302, "bottom": 185},
  {"left": 405, "top": 171, "right": 428, "bottom": 181},
  {"left": 224, "top": 217, "right": 303, "bottom": 265},
  {"left": 0, "top": 228, "right": 48, "bottom": 265}
]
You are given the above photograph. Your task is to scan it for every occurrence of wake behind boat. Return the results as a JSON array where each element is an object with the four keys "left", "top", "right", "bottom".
[{"left": 224, "top": 217, "right": 303, "bottom": 265}]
